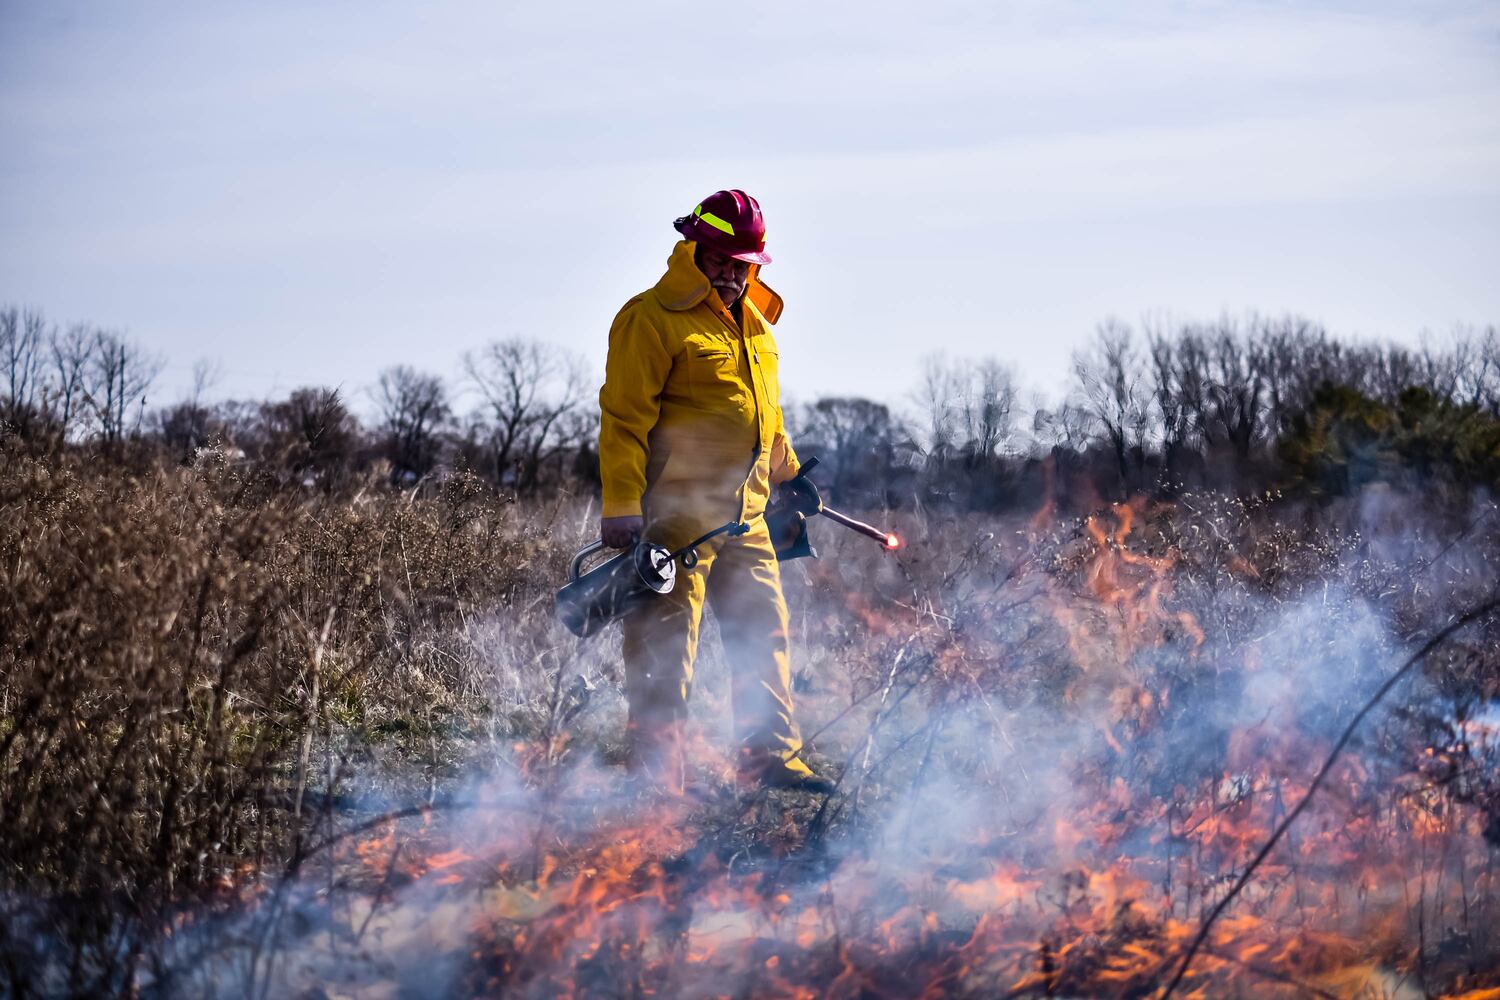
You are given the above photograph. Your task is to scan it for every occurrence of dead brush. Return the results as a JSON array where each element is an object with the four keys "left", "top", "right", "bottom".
[
  {"left": 3, "top": 435, "right": 1498, "bottom": 997},
  {"left": 0, "top": 446, "right": 572, "bottom": 995}
]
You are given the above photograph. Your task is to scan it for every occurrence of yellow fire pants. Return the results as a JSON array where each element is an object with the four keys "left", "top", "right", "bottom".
[{"left": 622, "top": 515, "right": 811, "bottom": 789}]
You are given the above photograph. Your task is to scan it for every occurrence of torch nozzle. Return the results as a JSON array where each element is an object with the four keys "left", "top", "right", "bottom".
[{"left": 818, "top": 506, "right": 900, "bottom": 552}]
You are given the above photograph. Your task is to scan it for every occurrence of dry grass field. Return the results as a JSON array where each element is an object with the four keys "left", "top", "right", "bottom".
[{"left": 3, "top": 438, "right": 1498, "bottom": 998}]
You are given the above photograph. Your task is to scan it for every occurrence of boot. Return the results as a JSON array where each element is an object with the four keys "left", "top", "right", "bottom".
[{"left": 739, "top": 754, "right": 836, "bottom": 795}]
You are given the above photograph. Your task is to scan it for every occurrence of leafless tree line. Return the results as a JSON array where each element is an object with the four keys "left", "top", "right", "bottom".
[
  {"left": 2, "top": 306, "right": 597, "bottom": 494},
  {"left": 0, "top": 306, "right": 163, "bottom": 445},
  {"left": 370, "top": 338, "right": 593, "bottom": 488},
  {"left": 788, "top": 314, "right": 1498, "bottom": 506},
  {"left": 1069, "top": 313, "right": 1500, "bottom": 492},
  {"left": 6, "top": 302, "right": 1496, "bottom": 505}
]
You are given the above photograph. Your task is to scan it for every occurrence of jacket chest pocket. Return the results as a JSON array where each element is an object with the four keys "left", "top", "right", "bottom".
[
  {"left": 685, "top": 344, "right": 751, "bottom": 409},
  {"left": 754, "top": 347, "right": 781, "bottom": 405}
]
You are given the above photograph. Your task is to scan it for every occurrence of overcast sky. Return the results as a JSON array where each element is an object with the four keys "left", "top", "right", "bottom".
[{"left": 2, "top": 0, "right": 1498, "bottom": 414}]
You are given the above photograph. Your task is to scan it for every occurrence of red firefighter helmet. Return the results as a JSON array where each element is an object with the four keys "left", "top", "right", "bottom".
[{"left": 673, "top": 189, "right": 771, "bottom": 264}]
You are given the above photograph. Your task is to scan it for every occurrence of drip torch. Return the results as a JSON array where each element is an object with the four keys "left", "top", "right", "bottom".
[{"left": 555, "top": 457, "right": 898, "bottom": 637}]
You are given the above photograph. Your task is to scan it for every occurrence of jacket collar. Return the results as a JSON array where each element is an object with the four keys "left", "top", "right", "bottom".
[
  {"left": 651, "top": 239, "right": 780, "bottom": 325},
  {"left": 652, "top": 240, "right": 712, "bottom": 311}
]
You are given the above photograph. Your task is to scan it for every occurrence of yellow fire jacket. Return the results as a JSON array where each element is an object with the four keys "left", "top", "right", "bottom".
[{"left": 599, "top": 240, "right": 799, "bottom": 529}]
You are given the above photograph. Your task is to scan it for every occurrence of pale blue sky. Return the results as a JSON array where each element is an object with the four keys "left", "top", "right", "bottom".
[{"left": 2, "top": 0, "right": 1498, "bottom": 411}]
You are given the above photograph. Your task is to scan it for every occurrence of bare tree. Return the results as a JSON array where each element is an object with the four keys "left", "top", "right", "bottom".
[
  {"left": 1204, "top": 316, "right": 1267, "bottom": 460},
  {"left": 1475, "top": 325, "right": 1500, "bottom": 417},
  {"left": 152, "top": 360, "right": 224, "bottom": 460},
  {"left": 1073, "top": 319, "right": 1148, "bottom": 491},
  {"left": 374, "top": 366, "right": 450, "bottom": 482},
  {"left": 1032, "top": 400, "right": 1097, "bottom": 454},
  {"left": 462, "top": 338, "right": 588, "bottom": 493},
  {"left": 1, "top": 307, "right": 53, "bottom": 436},
  {"left": 1420, "top": 325, "right": 1500, "bottom": 413},
  {"left": 1144, "top": 320, "right": 1191, "bottom": 484},
  {"left": 798, "top": 396, "right": 906, "bottom": 502},
  {"left": 914, "top": 353, "right": 963, "bottom": 458},
  {"left": 46, "top": 324, "right": 93, "bottom": 438},
  {"left": 80, "top": 328, "right": 161, "bottom": 445},
  {"left": 1260, "top": 316, "right": 1328, "bottom": 440},
  {"left": 914, "top": 353, "right": 1017, "bottom": 463},
  {"left": 959, "top": 358, "right": 1018, "bottom": 461}
]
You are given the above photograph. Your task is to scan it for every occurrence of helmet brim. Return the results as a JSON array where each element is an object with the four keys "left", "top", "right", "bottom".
[{"left": 674, "top": 222, "right": 772, "bottom": 265}]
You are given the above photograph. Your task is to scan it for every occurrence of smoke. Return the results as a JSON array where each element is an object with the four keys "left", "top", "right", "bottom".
[{"left": 117, "top": 488, "right": 1498, "bottom": 997}]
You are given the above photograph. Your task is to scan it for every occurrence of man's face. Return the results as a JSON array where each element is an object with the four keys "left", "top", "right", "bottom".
[{"left": 695, "top": 244, "right": 752, "bottom": 308}]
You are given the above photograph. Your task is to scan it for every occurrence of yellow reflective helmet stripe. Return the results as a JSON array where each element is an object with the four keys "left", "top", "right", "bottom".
[{"left": 693, "top": 204, "right": 736, "bottom": 236}]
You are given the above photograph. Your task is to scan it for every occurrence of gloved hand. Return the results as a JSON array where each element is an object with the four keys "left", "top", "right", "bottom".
[
  {"left": 601, "top": 515, "right": 644, "bottom": 549},
  {"left": 778, "top": 467, "right": 822, "bottom": 517}
]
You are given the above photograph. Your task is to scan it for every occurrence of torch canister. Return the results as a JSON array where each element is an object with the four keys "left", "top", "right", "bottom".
[
  {"left": 555, "top": 539, "right": 677, "bottom": 638},
  {"left": 555, "top": 520, "right": 749, "bottom": 639}
]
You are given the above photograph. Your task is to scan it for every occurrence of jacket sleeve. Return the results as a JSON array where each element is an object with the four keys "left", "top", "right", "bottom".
[
  {"left": 769, "top": 404, "right": 800, "bottom": 486},
  {"left": 598, "top": 304, "right": 673, "bottom": 518}
]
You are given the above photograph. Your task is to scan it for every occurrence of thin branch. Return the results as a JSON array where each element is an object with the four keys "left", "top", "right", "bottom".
[{"left": 1160, "top": 593, "right": 1500, "bottom": 998}]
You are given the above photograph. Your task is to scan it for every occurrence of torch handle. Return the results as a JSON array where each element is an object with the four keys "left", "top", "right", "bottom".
[{"left": 817, "top": 505, "right": 893, "bottom": 545}]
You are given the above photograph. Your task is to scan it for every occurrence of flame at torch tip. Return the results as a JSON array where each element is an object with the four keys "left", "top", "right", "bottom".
[{"left": 885, "top": 534, "right": 901, "bottom": 550}]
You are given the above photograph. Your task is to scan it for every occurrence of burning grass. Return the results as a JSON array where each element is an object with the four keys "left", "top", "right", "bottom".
[{"left": 2, "top": 446, "right": 1498, "bottom": 997}]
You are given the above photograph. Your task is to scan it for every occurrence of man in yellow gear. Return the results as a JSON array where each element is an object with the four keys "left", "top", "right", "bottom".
[{"left": 598, "top": 189, "right": 833, "bottom": 795}]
